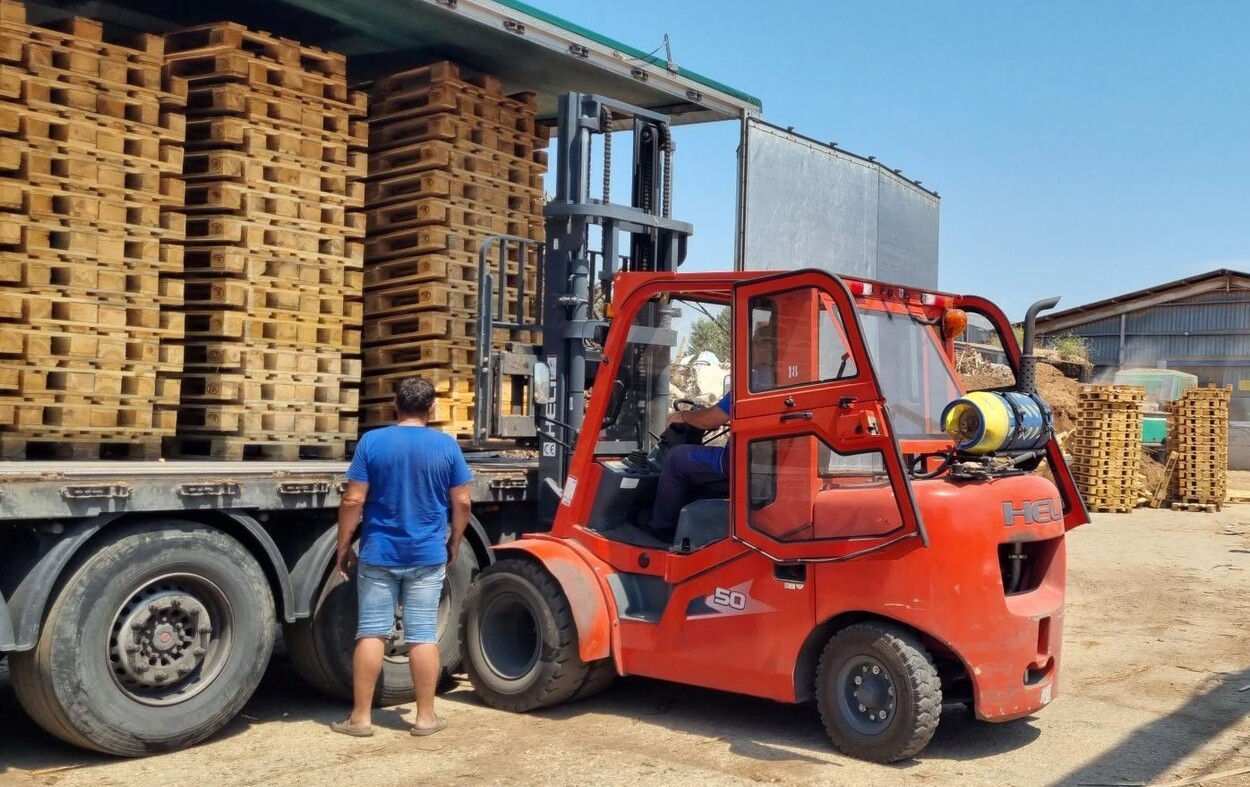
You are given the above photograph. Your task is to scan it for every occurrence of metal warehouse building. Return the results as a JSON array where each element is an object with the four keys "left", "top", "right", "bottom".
[{"left": 1035, "top": 269, "right": 1250, "bottom": 468}]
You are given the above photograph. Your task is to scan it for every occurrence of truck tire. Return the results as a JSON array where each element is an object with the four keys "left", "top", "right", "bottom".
[
  {"left": 284, "top": 543, "right": 477, "bottom": 705},
  {"left": 8, "top": 521, "right": 275, "bottom": 756},
  {"left": 460, "top": 558, "right": 590, "bottom": 712},
  {"left": 816, "top": 621, "right": 941, "bottom": 763}
]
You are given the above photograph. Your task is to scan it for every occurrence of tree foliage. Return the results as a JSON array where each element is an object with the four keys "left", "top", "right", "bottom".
[{"left": 688, "top": 309, "right": 731, "bottom": 361}]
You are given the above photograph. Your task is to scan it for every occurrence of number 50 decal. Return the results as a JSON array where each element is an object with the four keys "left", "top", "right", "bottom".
[
  {"left": 687, "top": 581, "right": 776, "bottom": 620},
  {"left": 712, "top": 587, "right": 746, "bottom": 610}
]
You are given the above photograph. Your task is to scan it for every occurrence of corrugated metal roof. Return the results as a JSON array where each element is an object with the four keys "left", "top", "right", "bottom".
[
  {"left": 1036, "top": 268, "right": 1250, "bottom": 332},
  {"left": 25, "top": 0, "right": 761, "bottom": 124}
]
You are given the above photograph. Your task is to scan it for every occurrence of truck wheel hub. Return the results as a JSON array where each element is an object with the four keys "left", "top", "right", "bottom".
[{"left": 108, "top": 575, "right": 230, "bottom": 705}]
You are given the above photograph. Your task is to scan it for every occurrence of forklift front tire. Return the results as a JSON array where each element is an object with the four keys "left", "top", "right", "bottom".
[
  {"left": 816, "top": 621, "right": 942, "bottom": 763},
  {"left": 460, "top": 558, "right": 591, "bottom": 712}
]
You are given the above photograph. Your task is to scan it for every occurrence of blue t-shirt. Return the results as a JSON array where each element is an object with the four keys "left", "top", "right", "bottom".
[
  {"left": 691, "top": 392, "right": 732, "bottom": 475},
  {"left": 346, "top": 426, "right": 473, "bottom": 567}
]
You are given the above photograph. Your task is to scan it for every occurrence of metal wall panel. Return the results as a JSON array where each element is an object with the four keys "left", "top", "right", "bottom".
[{"left": 740, "top": 119, "right": 939, "bottom": 287}]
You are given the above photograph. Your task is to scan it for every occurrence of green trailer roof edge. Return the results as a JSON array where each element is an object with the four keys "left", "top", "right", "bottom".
[{"left": 492, "top": 0, "right": 763, "bottom": 111}]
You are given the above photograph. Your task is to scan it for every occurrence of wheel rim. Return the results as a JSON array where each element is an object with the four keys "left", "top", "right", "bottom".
[
  {"left": 836, "top": 655, "right": 897, "bottom": 736},
  {"left": 478, "top": 590, "right": 540, "bottom": 681},
  {"left": 107, "top": 573, "right": 233, "bottom": 706}
]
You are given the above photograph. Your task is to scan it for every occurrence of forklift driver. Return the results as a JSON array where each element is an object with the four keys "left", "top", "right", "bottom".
[
  {"left": 648, "top": 391, "right": 731, "bottom": 540},
  {"left": 648, "top": 316, "right": 776, "bottom": 541}
]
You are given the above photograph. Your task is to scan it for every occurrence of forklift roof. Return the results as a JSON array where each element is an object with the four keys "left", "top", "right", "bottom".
[{"left": 25, "top": 0, "right": 763, "bottom": 125}]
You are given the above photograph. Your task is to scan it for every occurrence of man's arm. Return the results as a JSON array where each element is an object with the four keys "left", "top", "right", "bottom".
[
  {"left": 666, "top": 405, "right": 730, "bottom": 431},
  {"left": 446, "top": 482, "right": 472, "bottom": 564},
  {"left": 336, "top": 480, "right": 368, "bottom": 580}
]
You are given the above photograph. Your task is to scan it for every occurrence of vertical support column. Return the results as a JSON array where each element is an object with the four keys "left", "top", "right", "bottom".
[{"left": 538, "top": 93, "right": 596, "bottom": 525}]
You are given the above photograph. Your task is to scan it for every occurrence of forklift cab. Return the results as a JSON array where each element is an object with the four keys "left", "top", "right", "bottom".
[{"left": 555, "top": 268, "right": 927, "bottom": 570}]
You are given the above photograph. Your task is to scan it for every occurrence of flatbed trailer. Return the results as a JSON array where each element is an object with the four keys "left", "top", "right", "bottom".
[
  {"left": 0, "top": 453, "right": 537, "bottom": 754},
  {"left": 0, "top": 0, "right": 762, "bottom": 758}
]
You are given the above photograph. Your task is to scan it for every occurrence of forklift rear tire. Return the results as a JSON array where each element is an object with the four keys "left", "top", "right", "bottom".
[
  {"left": 460, "top": 558, "right": 590, "bottom": 712},
  {"left": 816, "top": 621, "right": 941, "bottom": 763}
]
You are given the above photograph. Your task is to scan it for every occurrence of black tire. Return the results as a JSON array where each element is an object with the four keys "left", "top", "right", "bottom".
[
  {"left": 572, "top": 658, "right": 618, "bottom": 702},
  {"left": 8, "top": 521, "right": 275, "bottom": 756},
  {"left": 284, "top": 542, "right": 478, "bottom": 705},
  {"left": 460, "top": 558, "right": 589, "bottom": 711},
  {"left": 816, "top": 621, "right": 941, "bottom": 763}
]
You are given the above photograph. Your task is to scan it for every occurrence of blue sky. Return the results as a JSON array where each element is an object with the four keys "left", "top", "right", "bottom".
[{"left": 534, "top": 0, "right": 1250, "bottom": 320}]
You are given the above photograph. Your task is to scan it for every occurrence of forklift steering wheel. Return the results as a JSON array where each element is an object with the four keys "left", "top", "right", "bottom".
[{"left": 673, "top": 397, "right": 701, "bottom": 412}]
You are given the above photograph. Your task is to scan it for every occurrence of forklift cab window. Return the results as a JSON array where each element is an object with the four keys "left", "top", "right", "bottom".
[
  {"left": 748, "top": 291, "right": 857, "bottom": 394},
  {"left": 748, "top": 434, "right": 901, "bottom": 542},
  {"left": 597, "top": 296, "right": 721, "bottom": 455}
]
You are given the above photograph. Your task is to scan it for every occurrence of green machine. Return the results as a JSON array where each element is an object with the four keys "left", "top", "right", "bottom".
[{"left": 1112, "top": 368, "right": 1199, "bottom": 446}]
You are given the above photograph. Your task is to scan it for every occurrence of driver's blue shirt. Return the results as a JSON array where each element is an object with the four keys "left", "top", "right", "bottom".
[{"left": 689, "top": 392, "right": 731, "bottom": 476}]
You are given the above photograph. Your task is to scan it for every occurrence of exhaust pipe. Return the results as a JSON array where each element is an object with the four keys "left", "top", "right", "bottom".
[{"left": 1018, "top": 297, "right": 1060, "bottom": 397}]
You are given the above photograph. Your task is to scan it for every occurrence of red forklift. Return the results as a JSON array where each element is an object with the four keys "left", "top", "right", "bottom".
[{"left": 463, "top": 93, "right": 1089, "bottom": 763}]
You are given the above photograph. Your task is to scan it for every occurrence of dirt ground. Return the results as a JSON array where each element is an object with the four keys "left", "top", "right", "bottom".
[{"left": 2, "top": 507, "right": 1248, "bottom": 787}]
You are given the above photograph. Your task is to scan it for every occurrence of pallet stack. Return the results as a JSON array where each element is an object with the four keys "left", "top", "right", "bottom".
[
  {"left": 1170, "top": 385, "right": 1231, "bottom": 512},
  {"left": 362, "top": 60, "right": 547, "bottom": 437},
  {"left": 0, "top": 1, "right": 186, "bottom": 459},
  {"left": 162, "top": 23, "right": 366, "bottom": 459},
  {"left": 1070, "top": 385, "right": 1145, "bottom": 513}
]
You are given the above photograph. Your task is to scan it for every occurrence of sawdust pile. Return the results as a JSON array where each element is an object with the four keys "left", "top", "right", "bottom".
[{"left": 958, "top": 361, "right": 1081, "bottom": 435}]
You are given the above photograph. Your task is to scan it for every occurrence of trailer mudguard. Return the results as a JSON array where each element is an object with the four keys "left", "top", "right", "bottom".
[
  {"left": 288, "top": 515, "right": 495, "bottom": 619},
  {"left": 7, "top": 513, "right": 294, "bottom": 650},
  {"left": 0, "top": 590, "right": 15, "bottom": 651},
  {"left": 495, "top": 537, "right": 614, "bottom": 663}
]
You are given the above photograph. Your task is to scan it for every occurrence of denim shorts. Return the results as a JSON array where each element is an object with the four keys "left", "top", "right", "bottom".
[{"left": 355, "top": 562, "right": 446, "bottom": 644}]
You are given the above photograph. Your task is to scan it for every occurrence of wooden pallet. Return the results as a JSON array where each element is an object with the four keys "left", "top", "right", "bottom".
[
  {"left": 0, "top": 434, "right": 162, "bottom": 460},
  {"left": 1170, "top": 501, "right": 1221, "bottom": 513},
  {"left": 163, "top": 435, "right": 346, "bottom": 461},
  {"left": 0, "top": 2, "right": 186, "bottom": 436}
]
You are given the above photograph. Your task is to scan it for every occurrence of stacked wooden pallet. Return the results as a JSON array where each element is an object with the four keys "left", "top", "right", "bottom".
[
  {"left": 362, "top": 60, "right": 547, "bottom": 437},
  {"left": 1170, "top": 385, "right": 1231, "bottom": 512},
  {"left": 0, "top": 1, "right": 186, "bottom": 459},
  {"left": 162, "top": 22, "right": 366, "bottom": 459},
  {"left": 1069, "top": 385, "right": 1145, "bottom": 513}
]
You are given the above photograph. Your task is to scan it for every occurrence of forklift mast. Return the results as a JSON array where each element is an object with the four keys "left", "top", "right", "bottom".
[{"left": 535, "top": 93, "right": 693, "bottom": 526}]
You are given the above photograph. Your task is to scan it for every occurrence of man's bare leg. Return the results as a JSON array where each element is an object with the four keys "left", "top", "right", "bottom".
[
  {"left": 349, "top": 637, "right": 385, "bottom": 727},
  {"left": 409, "top": 642, "right": 441, "bottom": 728}
]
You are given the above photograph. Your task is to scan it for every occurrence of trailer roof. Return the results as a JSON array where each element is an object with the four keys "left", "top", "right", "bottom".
[{"left": 27, "top": 0, "right": 762, "bottom": 125}]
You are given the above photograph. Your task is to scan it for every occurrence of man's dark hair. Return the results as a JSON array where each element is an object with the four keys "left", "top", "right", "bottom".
[{"left": 395, "top": 377, "right": 436, "bottom": 417}]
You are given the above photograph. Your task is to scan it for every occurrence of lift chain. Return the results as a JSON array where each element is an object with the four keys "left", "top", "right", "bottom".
[
  {"left": 660, "top": 124, "right": 675, "bottom": 219},
  {"left": 601, "top": 107, "right": 613, "bottom": 204}
]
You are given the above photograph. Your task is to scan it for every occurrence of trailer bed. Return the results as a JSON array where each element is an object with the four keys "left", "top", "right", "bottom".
[{"left": 0, "top": 455, "right": 536, "bottom": 521}]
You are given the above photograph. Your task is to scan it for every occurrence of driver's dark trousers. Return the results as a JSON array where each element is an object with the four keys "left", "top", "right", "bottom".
[{"left": 651, "top": 444, "right": 727, "bottom": 537}]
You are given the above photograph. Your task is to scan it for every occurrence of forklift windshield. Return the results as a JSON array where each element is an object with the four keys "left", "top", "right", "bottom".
[{"left": 856, "top": 308, "right": 962, "bottom": 441}]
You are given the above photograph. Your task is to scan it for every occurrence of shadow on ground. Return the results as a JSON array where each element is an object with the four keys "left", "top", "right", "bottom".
[
  {"left": 440, "top": 672, "right": 1041, "bottom": 768},
  {"left": 1049, "top": 665, "right": 1250, "bottom": 786},
  {"left": 1, "top": 647, "right": 1040, "bottom": 776},
  {"left": 0, "top": 648, "right": 409, "bottom": 777}
]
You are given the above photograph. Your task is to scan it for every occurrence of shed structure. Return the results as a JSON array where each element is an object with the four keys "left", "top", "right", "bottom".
[{"left": 1035, "top": 269, "right": 1250, "bottom": 469}]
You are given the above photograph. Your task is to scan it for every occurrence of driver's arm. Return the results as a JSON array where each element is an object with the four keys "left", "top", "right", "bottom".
[{"left": 666, "top": 395, "right": 731, "bottom": 431}]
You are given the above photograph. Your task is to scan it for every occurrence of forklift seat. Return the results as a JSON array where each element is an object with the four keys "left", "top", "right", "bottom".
[{"left": 673, "top": 498, "right": 730, "bottom": 551}]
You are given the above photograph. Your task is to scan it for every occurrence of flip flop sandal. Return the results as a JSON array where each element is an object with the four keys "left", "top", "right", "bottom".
[
  {"left": 330, "top": 719, "right": 375, "bottom": 737},
  {"left": 410, "top": 715, "right": 448, "bottom": 737}
]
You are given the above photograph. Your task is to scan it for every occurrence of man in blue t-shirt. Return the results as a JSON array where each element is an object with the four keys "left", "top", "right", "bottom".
[
  {"left": 331, "top": 377, "right": 472, "bottom": 738},
  {"left": 650, "top": 391, "right": 731, "bottom": 539}
]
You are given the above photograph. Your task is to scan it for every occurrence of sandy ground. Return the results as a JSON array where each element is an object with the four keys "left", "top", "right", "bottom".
[{"left": 2, "top": 507, "right": 1248, "bottom": 787}]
